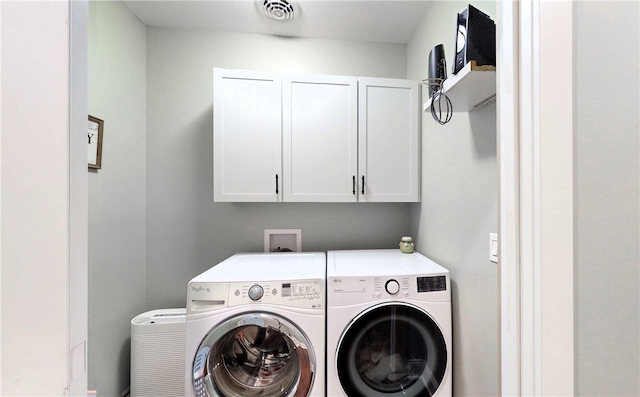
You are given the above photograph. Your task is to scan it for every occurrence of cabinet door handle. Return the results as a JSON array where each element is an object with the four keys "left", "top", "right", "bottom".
[
  {"left": 361, "top": 175, "right": 365, "bottom": 195},
  {"left": 275, "top": 174, "right": 279, "bottom": 194},
  {"left": 352, "top": 176, "right": 356, "bottom": 195}
]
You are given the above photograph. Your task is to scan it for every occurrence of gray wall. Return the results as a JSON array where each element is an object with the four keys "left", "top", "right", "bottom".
[
  {"left": 88, "top": 2, "right": 147, "bottom": 396},
  {"left": 574, "top": 2, "right": 640, "bottom": 395},
  {"left": 407, "top": 2, "right": 499, "bottom": 395},
  {"left": 90, "top": 2, "right": 503, "bottom": 395},
  {"left": 145, "top": 28, "right": 412, "bottom": 309},
  {"left": 89, "top": 10, "right": 414, "bottom": 394}
]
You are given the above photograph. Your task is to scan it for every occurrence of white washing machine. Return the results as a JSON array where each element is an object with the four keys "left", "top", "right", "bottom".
[
  {"left": 184, "top": 252, "right": 325, "bottom": 397},
  {"left": 327, "top": 249, "right": 452, "bottom": 397}
]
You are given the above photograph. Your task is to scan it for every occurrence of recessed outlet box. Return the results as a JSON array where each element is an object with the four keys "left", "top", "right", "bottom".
[{"left": 264, "top": 229, "right": 302, "bottom": 252}]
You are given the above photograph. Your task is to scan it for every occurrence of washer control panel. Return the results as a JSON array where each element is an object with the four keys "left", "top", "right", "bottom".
[{"left": 229, "top": 279, "right": 323, "bottom": 309}]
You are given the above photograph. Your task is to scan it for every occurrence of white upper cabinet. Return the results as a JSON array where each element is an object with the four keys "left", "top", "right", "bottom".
[
  {"left": 358, "top": 77, "right": 420, "bottom": 202},
  {"left": 283, "top": 74, "right": 358, "bottom": 202},
  {"left": 213, "top": 69, "right": 420, "bottom": 203},
  {"left": 213, "top": 69, "right": 282, "bottom": 202}
]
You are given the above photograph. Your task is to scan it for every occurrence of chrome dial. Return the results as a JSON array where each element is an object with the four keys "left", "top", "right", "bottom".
[{"left": 248, "top": 284, "right": 264, "bottom": 301}]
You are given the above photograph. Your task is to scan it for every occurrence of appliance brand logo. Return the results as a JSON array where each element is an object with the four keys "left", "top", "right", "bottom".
[
  {"left": 191, "top": 285, "right": 205, "bottom": 292},
  {"left": 333, "top": 278, "right": 342, "bottom": 283}
]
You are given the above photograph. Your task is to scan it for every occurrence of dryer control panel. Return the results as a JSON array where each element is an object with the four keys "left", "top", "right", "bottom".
[{"left": 328, "top": 274, "right": 450, "bottom": 307}]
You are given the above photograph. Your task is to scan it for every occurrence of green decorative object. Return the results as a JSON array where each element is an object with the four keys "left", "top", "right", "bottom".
[{"left": 399, "top": 236, "right": 414, "bottom": 253}]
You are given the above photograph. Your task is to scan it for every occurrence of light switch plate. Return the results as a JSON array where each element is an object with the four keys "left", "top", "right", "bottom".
[{"left": 489, "top": 233, "right": 498, "bottom": 263}]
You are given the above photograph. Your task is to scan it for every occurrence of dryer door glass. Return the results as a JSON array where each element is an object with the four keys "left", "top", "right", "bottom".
[
  {"left": 192, "top": 312, "right": 315, "bottom": 397},
  {"left": 336, "top": 303, "right": 447, "bottom": 397}
]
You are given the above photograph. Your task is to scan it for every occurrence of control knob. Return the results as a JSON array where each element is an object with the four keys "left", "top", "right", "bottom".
[
  {"left": 385, "top": 279, "right": 400, "bottom": 295},
  {"left": 248, "top": 284, "right": 264, "bottom": 301}
]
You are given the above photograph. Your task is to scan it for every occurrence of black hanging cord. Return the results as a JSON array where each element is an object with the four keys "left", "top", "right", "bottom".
[
  {"left": 423, "top": 77, "right": 454, "bottom": 125},
  {"left": 430, "top": 89, "right": 453, "bottom": 125}
]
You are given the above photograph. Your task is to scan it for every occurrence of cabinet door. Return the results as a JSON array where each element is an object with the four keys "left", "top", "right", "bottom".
[
  {"left": 283, "top": 74, "right": 358, "bottom": 202},
  {"left": 213, "top": 69, "right": 282, "bottom": 202},
  {"left": 358, "top": 77, "right": 420, "bottom": 202}
]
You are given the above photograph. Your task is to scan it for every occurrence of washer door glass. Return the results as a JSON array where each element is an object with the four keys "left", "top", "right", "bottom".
[
  {"left": 192, "top": 312, "right": 315, "bottom": 397},
  {"left": 336, "top": 303, "right": 447, "bottom": 397}
]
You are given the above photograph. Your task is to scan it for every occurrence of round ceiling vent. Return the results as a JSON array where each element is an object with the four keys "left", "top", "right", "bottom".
[{"left": 262, "top": 0, "right": 295, "bottom": 21}]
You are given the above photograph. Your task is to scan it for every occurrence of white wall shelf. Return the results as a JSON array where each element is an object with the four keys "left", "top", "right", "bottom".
[{"left": 423, "top": 61, "right": 496, "bottom": 112}]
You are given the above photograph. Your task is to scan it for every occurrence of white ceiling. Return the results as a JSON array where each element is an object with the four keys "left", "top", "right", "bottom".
[{"left": 123, "top": 0, "right": 433, "bottom": 44}]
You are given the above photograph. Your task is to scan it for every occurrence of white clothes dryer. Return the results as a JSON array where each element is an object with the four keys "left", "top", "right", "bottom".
[
  {"left": 184, "top": 252, "right": 326, "bottom": 397},
  {"left": 327, "top": 249, "right": 452, "bottom": 397}
]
